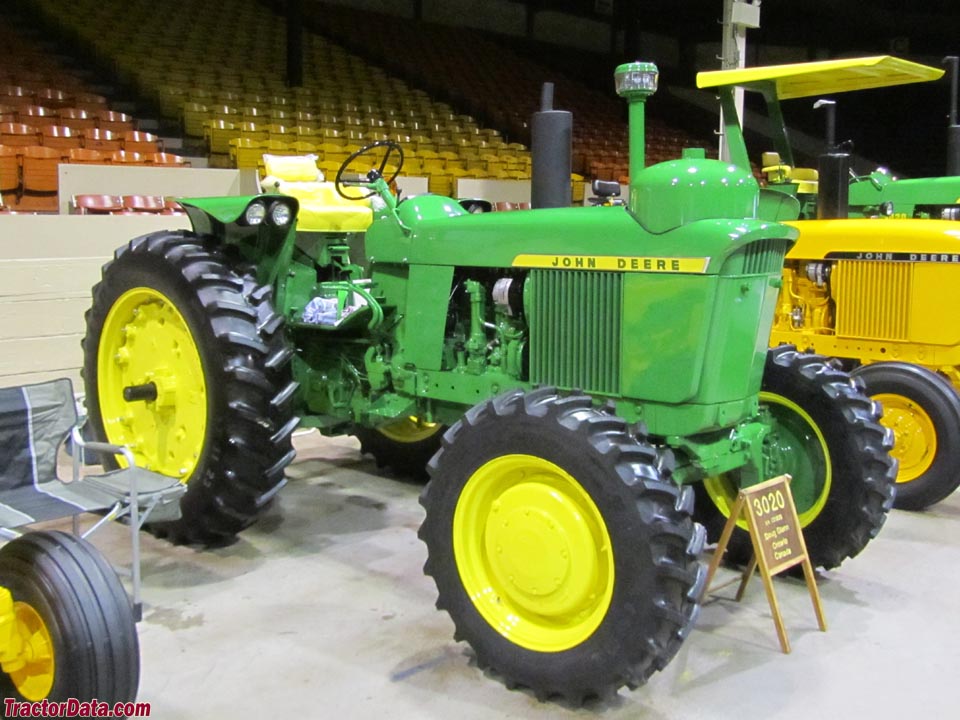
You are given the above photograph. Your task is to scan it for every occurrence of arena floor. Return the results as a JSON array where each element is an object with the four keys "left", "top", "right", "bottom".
[{"left": 70, "top": 430, "right": 960, "bottom": 719}]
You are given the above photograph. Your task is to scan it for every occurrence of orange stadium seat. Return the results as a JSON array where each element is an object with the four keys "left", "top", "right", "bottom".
[
  {"left": 67, "top": 147, "right": 108, "bottom": 164},
  {"left": 0, "top": 145, "right": 20, "bottom": 199},
  {"left": 0, "top": 122, "right": 38, "bottom": 146},
  {"left": 72, "top": 194, "right": 124, "bottom": 214},
  {"left": 39, "top": 124, "right": 82, "bottom": 150},
  {"left": 122, "top": 194, "right": 166, "bottom": 213}
]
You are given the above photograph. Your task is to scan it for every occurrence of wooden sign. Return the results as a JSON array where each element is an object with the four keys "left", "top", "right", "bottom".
[{"left": 702, "top": 474, "right": 826, "bottom": 653}]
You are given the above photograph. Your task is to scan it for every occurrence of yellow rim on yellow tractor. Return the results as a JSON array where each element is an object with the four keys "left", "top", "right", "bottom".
[
  {"left": 873, "top": 392, "right": 937, "bottom": 483},
  {"left": 97, "top": 287, "right": 207, "bottom": 480},
  {"left": 704, "top": 391, "right": 832, "bottom": 528},
  {"left": 453, "top": 454, "right": 614, "bottom": 653},
  {"left": 7, "top": 601, "right": 55, "bottom": 701},
  {"left": 377, "top": 416, "right": 440, "bottom": 443}
]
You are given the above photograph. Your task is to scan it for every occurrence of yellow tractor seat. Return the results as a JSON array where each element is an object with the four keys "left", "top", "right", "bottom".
[
  {"left": 760, "top": 152, "right": 819, "bottom": 193},
  {"left": 789, "top": 167, "right": 819, "bottom": 194},
  {"left": 260, "top": 153, "right": 373, "bottom": 232}
]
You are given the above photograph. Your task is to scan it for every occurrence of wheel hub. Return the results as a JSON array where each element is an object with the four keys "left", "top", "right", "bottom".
[
  {"left": 453, "top": 454, "right": 614, "bottom": 652},
  {"left": 483, "top": 482, "right": 598, "bottom": 616},
  {"left": 4, "top": 601, "right": 55, "bottom": 701},
  {"left": 97, "top": 287, "right": 207, "bottom": 479},
  {"left": 704, "top": 392, "right": 831, "bottom": 527},
  {"left": 873, "top": 393, "right": 936, "bottom": 483}
]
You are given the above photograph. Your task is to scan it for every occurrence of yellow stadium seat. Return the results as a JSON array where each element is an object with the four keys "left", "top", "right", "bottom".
[{"left": 229, "top": 137, "right": 268, "bottom": 168}]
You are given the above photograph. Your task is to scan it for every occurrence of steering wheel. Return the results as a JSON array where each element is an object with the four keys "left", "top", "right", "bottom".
[{"left": 334, "top": 140, "right": 405, "bottom": 200}]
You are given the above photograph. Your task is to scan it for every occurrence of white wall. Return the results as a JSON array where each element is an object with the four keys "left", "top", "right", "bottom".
[
  {"left": 58, "top": 165, "right": 251, "bottom": 214},
  {"left": 0, "top": 215, "right": 191, "bottom": 389},
  {"left": 457, "top": 178, "right": 531, "bottom": 204}
]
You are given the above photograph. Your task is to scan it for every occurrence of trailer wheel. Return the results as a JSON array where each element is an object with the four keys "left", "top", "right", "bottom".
[
  {"left": 0, "top": 531, "right": 138, "bottom": 705},
  {"left": 853, "top": 363, "right": 960, "bottom": 510},
  {"left": 419, "top": 388, "right": 705, "bottom": 703},
  {"left": 700, "top": 346, "right": 896, "bottom": 570},
  {"left": 83, "top": 231, "right": 299, "bottom": 544},
  {"left": 354, "top": 417, "right": 444, "bottom": 480}
]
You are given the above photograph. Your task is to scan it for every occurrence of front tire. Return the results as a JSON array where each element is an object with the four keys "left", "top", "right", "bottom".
[
  {"left": 0, "top": 531, "right": 139, "bottom": 706},
  {"left": 419, "top": 388, "right": 705, "bottom": 703},
  {"left": 699, "top": 346, "right": 896, "bottom": 570},
  {"left": 83, "top": 230, "right": 299, "bottom": 544},
  {"left": 853, "top": 362, "right": 960, "bottom": 510}
]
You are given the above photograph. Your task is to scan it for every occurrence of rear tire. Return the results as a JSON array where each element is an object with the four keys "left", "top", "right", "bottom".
[
  {"left": 419, "top": 388, "right": 705, "bottom": 703},
  {"left": 853, "top": 362, "right": 960, "bottom": 510},
  {"left": 0, "top": 531, "right": 139, "bottom": 706},
  {"left": 354, "top": 417, "right": 444, "bottom": 480},
  {"left": 83, "top": 230, "right": 299, "bottom": 544}
]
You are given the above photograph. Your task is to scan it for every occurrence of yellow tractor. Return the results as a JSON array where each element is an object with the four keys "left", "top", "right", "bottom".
[{"left": 699, "top": 55, "right": 960, "bottom": 510}]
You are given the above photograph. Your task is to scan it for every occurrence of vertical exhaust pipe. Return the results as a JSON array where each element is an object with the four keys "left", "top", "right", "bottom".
[
  {"left": 814, "top": 99, "right": 849, "bottom": 219},
  {"left": 945, "top": 56, "right": 960, "bottom": 176},
  {"left": 531, "top": 82, "right": 573, "bottom": 208}
]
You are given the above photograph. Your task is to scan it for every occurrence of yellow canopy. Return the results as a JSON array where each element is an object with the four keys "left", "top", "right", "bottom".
[{"left": 696, "top": 55, "right": 944, "bottom": 99}]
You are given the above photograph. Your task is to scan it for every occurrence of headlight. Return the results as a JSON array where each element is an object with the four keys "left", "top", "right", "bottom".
[
  {"left": 615, "top": 61, "right": 658, "bottom": 99},
  {"left": 942, "top": 206, "right": 960, "bottom": 221},
  {"left": 244, "top": 201, "right": 267, "bottom": 225},
  {"left": 880, "top": 201, "right": 894, "bottom": 216},
  {"left": 270, "top": 202, "right": 292, "bottom": 226}
]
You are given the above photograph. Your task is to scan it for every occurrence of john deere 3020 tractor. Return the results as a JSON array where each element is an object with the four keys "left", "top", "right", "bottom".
[
  {"left": 82, "top": 62, "right": 895, "bottom": 701},
  {"left": 699, "top": 55, "right": 960, "bottom": 510}
]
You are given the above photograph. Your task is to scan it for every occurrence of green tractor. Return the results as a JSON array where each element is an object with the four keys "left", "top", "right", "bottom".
[{"left": 82, "top": 62, "right": 896, "bottom": 701}]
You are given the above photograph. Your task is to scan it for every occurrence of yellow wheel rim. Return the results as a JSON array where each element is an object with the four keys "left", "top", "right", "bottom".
[
  {"left": 453, "top": 454, "right": 614, "bottom": 653},
  {"left": 97, "top": 287, "right": 207, "bottom": 480},
  {"left": 703, "top": 472, "right": 751, "bottom": 531},
  {"left": 873, "top": 393, "right": 937, "bottom": 484},
  {"left": 378, "top": 416, "right": 440, "bottom": 443},
  {"left": 704, "top": 391, "right": 832, "bottom": 528},
  {"left": 8, "top": 601, "right": 55, "bottom": 701}
]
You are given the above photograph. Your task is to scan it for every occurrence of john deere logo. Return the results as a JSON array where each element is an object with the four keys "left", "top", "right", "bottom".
[
  {"left": 826, "top": 251, "right": 960, "bottom": 263},
  {"left": 512, "top": 254, "right": 710, "bottom": 273}
]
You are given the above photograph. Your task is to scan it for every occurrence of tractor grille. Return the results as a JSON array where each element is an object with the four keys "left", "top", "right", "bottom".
[
  {"left": 744, "top": 238, "right": 788, "bottom": 274},
  {"left": 723, "top": 238, "right": 792, "bottom": 275},
  {"left": 834, "top": 260, "right": 911, "bottom": 340},
  {"left": 529, "top": 270, "right": 622, "bottom": 395}
]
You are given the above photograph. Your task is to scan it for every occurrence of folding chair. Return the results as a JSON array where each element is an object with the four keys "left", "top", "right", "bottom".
[{"left": 0, "top": 379, "right": 186, "bottom": 617}]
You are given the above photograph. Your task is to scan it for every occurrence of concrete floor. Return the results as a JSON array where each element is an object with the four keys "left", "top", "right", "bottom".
[{"left": 69, "top": 431, "right": 960, "bottom": 719}]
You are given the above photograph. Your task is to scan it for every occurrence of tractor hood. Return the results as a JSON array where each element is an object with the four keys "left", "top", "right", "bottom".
[
  {"left": 368, "top": 200, "right": 796, "bottom": 275},
  {"left": 785, "top": 218, "right": 960, "bottom": 260},
  {"left": 848, "top": 175, "right": 960, "bottom": 211}
]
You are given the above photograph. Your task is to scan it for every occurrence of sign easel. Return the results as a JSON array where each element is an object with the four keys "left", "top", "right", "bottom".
[{"left": 702, "top": 474, "right": 826, "bottom": 653}]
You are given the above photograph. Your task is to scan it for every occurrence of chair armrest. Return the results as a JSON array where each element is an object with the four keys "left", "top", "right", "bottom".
[{"left": 71, "top": 426, "right": 136, "bottom": 481}]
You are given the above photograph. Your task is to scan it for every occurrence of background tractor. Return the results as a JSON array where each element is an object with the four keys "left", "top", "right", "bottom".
[
  {"left": 82, "top": 62, "right": 895, "bottom": 701},
  {"left": 699, "top": 55, "right": 960, "bottom": 510}
]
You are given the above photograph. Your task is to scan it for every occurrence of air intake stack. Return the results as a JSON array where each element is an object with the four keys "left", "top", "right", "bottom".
[{"left": 614, "top": 61, "right": 658, "bottom": 211}]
